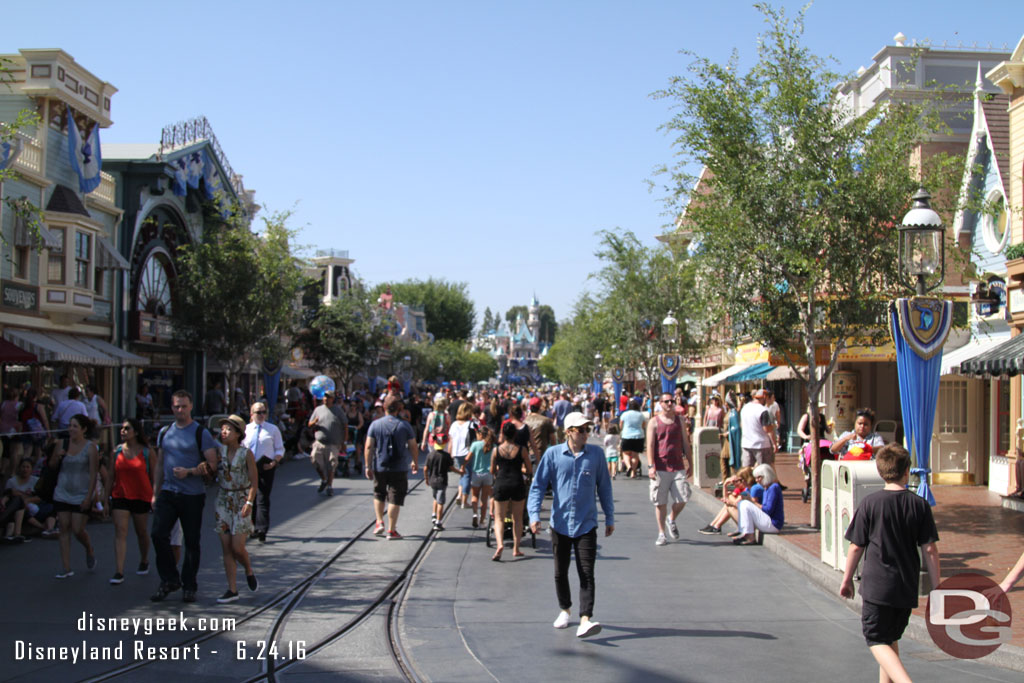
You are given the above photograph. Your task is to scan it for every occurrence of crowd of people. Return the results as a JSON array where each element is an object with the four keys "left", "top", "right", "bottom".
[{"left": 12, "top": 371, "right": 975, "bottom": 657}]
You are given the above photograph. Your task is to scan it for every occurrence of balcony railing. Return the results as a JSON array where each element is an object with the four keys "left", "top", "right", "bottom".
[
  {"left": 90, "top": 171, "right": 116, "bottom": 205},
  {"left": 11, "top": 132, "right": 43, "bottom": 177}
]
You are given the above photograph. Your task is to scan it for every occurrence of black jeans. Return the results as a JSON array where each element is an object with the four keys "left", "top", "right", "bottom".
[
  {"left": 551, "top": 528, "right": 598, "bottom": 618},
  {"left": 254, "top": 465, "right": 275, "bottom": 534},
  {"left": 151, "top": 490, "right": 205, "bottom": 590}
]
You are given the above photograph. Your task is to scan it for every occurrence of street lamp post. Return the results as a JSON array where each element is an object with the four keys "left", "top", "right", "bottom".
[{"left": 898, "top": 188, "right": 945, "bottom": 296}]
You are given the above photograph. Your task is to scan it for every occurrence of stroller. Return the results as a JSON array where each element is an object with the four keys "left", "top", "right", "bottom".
[{"left": 799, "top": 439, "right": 833, "bottom": 503}]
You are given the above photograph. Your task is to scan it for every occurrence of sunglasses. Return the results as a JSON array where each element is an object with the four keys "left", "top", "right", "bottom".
[
  {"left": 660, "top": 399, "right": 673, "bottom": 404},
  {"left": 571, "top": 426, "right": 592, "bottom": 434},
  {"left": 253, "top": 410, "right": 267, "bottom": 415},
  {"left": 120, "top": 425, "right": 132, "bottom": 431}
]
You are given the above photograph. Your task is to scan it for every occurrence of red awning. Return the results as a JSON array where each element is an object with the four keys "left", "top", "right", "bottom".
[{"left": 0, "top": 337, "right": 37, "bottom": 364}]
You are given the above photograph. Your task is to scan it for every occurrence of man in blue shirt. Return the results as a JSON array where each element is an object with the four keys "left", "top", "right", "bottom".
[
  {"left": 365, "top": 396, "right": 419, "bottom": 540},
  {"left": 528, "top": 412, "right": 614, "bottom": 639},
  {"left": 150, "top": 390, "right": 219, "bottom": 603}
]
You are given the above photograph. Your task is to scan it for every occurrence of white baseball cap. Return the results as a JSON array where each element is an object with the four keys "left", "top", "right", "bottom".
[{"left": 564, "top": 412, "right": 593, "bottom": 430}]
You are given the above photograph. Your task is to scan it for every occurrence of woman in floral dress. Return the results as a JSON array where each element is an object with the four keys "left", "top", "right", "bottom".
[{"left": 214, "top": 415, "right": 259, "bottom": 604}]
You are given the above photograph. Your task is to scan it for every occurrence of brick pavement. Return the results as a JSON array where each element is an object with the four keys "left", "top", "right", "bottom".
[{"left": 709, "top": 453, "right": 1024, "bottom": 650}]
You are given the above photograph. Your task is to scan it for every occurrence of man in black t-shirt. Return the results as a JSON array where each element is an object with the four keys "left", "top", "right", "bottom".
[{"left": 840, "top": 443, "right": 939, "bottom": 683}]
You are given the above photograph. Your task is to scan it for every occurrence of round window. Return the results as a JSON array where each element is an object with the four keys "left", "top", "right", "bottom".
[{"left": 984, "top": 191, "right": 1008, "bottom": 253}]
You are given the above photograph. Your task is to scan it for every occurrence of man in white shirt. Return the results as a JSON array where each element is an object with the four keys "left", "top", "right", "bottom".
[
  {"left": 740, "top": 389, "right": 777, "bottom": 467},
  {"left": 52, "top": 387, "right": 88, "bottom": 430},
  {"left": 50, "top": 375, "right": 72, "bottom": 407},
  {"left": 243, "top": 402, "right": 285, "bottom": 544}
]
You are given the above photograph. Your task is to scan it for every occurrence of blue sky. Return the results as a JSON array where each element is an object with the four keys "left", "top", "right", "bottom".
[{"left": 6, "top": 1, "right": 1020, "bottom": 328}]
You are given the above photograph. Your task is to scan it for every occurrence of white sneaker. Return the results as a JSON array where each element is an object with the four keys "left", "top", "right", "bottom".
[
  {"left": 553, "top": 611, "right": 571, "bottom": 629},
  {"left": 667, "top": 520, "right": 680, "bottom": 540},
  {"left": 655, "top": 533, "right": 668, "bottom": 546},
  {"left": 577, "top": 620, "right": 602, "bottom": 638}
]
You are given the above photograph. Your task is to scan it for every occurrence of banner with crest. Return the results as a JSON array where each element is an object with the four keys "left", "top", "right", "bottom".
[
  {"left": 659, "top": 354, "right": 681, "bottom": 395},
  {"left": 611, "top": 367, "right": 624, "bottom": 413},
  {"left": 66, "top": 108, "right": 102, "bottom": 194},
  {"left": 889, "top": 297, "right": 952, "bottom": 506}
]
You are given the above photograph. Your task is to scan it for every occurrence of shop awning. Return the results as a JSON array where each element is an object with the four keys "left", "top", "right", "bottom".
[
  {"left": 95, "top": 235, "right": 131, "bottom": 271},
  {"left": 0, "top": 337, "right": 37, "bottom": 364},
  {"left": 700, "top": 363, "right": 756, "bottom": 387},
  {"left": 765, "top": 365, "right": 807, "bottom": 382},
  {"left": 77, "top": 336, "right": 149, "bottom": 366},
  {"left": 13, "top": 216, "right": 62, "bottom": 250},
  {"left": 960, "top": 333, "right": 1024, "bottom": 377},
  {"left": 729, "top": 362, "right": 774, "bottom": 383},
  {"left": 281, "top": 365, "right": 317, "bottom": 379},
  {"left": 941, "top": 335, "right": 1008, "bottom": 376},
  {"left": 3, "top": 329, "right": 144, "bottom": 367}
]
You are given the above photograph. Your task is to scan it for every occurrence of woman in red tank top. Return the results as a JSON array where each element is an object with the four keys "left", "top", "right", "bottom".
[{"left": 104, "top": 418, "right": 157, "bottom": 585}]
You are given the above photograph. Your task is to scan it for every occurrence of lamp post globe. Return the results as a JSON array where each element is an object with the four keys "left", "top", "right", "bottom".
[{"left": 898, "top": 188, "right": 945, "bottom": 296}]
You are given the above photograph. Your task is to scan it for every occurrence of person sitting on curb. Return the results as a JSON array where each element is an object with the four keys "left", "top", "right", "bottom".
[
  {"left": 732, "top": 463, "right": 783, "bottom": 545},
  {"left": 698, "top": 466, "right": 758, "bottom": 536}
]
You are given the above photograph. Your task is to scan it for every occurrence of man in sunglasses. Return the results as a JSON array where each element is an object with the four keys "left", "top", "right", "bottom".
[
  {"left": 243, "top": 402, "right": 284, "bottom": 543},
  {"left": 647, "top": 393, "right": 692, "bottom": 546},
  {"left": 528, "top": 412, "right": 614, "bottom": 639}
]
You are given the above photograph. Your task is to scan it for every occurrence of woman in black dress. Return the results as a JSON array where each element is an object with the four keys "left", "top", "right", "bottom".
[{"left": 489, "top": 421, "right": 533, "bottom": 561}]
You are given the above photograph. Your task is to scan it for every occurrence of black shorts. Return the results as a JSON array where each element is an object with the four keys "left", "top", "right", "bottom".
[
  {"left": 53, "top": 500, "right": 86, "bottom": 514},
  {"left": 492, "top": 482, "right": 526, "bottom": 502},
  {"left": 620, "top": 437, "right": 645, "bottom": 453},
  {"left": 110, "top": 498, "right": 153, "bottom": 515},
  {"left": 373, "top": 471, "right": 409, "bottom": 506},
  {"left": 862, "top": 600, "right": 912, "bottom": 647}
]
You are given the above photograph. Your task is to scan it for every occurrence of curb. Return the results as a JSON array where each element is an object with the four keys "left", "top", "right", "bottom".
[{"left": 689, "top": 486, "right": 1024, "bottom": 673}]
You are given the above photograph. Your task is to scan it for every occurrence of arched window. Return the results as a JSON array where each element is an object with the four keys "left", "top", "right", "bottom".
[{"left": 137, "top": 251, "right": 173, "bottom": 316}]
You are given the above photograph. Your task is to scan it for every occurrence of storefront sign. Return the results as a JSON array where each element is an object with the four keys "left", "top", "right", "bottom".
[{"left": 1, "top": 281, "right": 38, "bottom": 311}]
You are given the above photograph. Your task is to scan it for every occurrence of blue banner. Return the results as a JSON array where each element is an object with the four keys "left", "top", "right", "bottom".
[
  {"left": 1, "top": 138, "right": 23, "bottom": 170},
  {"left": 889, "top": 297, "right": 952, "bottom": 505},
  {"left": 660, "top": 354, "right": 681, "bottom": 396},
  {"left": 66, "top": 108, "right": 102, "bottom": 193}
]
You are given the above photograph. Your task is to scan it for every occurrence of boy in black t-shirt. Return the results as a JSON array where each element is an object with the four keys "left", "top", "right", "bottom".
[
  {"left": 840, "top": 443, "right": 940, "bottom": 683},
  {"left": 424, "top": 446, "right": 463, "bottom": 531}
]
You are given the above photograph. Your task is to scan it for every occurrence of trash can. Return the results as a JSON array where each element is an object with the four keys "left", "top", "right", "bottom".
[
  {"left": 837, "top": 460, "right": 885, "bottom": 571},
  {"left": 692, "top": 427, "right": 722, "bottom": 488},
  {"left": 820, "top": 459, "right": 840, "bottom": 568}
]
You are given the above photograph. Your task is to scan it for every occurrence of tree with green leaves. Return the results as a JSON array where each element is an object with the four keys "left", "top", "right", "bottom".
[
  {"left": 295, "top": 288, "right": 388, "bottom": 394},
  {"left": 400, "top": 338, "right": 496, "bottom": 384},
  {"left": 372, "top": 278, "right": 475, "bottom": 342},
  {"left": 1, "top": 58, "right": 43, "bottom": 246},
  {"left": 505, "top": 305, "right": 528, "bottom": 328},
  {"left": 537, "top": 304, "right": 558, "bottom": 345},
  {"left": 172, "top": 209, "right": 307, "bottom": 396},
  {"left": 480, "top": 307, "right": 495, "bottom": 335},
  {"left": 653, "top": 3, "right": 965, "bottom": 526},
  {"left": 590, "top": 229, "right": 699, "bottom": 395}
]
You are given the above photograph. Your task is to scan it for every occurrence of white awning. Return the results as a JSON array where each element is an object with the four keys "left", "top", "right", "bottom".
[
  {"left": 699, "top": 363, "right": 756, "bottom": 387},
  {"left": 95, "top": 235, "right": 130, "bottom": 271},
  {"left": 941, "top": 334, "right": 1011, "bottom": 376},
  {"left": 281, "top": 365, "right": 317, "bottom": 379},
  {"left": 77, "top": 336, "right": 149, "bottom": 366},
  {"left": 4, "top": 329, "right": 116, "bottom": 366},
  {"left": 764, "top": 365, "right": 807, "bottom": 382}
]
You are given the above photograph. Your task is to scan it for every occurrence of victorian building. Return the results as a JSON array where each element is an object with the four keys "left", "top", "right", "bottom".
[{"left": 0, "top": 49, "right": 147, "bottom": 419}]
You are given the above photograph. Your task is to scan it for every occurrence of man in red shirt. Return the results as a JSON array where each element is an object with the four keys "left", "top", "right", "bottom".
[{"left": 646, "top": 393, "right": 692, "bottom": 547}]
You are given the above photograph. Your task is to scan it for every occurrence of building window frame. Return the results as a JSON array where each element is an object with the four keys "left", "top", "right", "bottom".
[
  {"left": 983, "top": 189, "right": 1009, "bottom": 254},
  {"left": 47, "top": 226, "right": 65, "bottom": 284},
  {"left": 74, "top": 230, "right": 92, "bottom": 289}
]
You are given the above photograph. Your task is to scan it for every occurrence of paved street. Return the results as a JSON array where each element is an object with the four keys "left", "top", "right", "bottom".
[{"left": 0, "top": 445, "right": 1019, "bottom": 682}]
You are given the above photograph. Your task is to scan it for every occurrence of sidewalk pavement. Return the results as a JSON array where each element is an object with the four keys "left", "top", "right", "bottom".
[{"left": 689, "top": 453, "right": 1024, "bottom": 671}]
